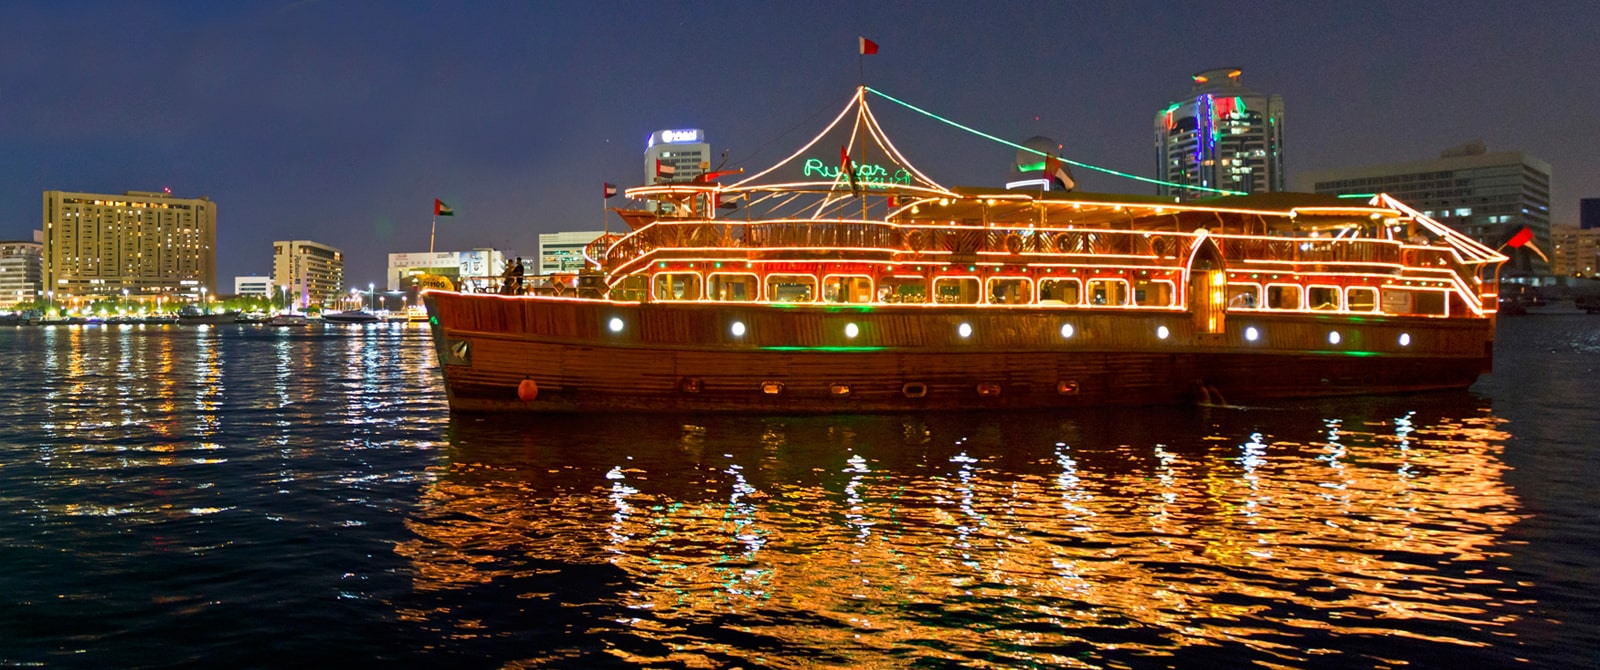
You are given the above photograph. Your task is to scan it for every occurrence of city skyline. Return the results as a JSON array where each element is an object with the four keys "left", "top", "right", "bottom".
[{"left": 3, "top": 1, "right": 1597, "bottom": 285}]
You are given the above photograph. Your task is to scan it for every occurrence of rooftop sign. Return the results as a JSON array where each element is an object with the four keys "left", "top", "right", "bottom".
[{"left": 648, "top": 129, "right": 704, "bottom": 148}]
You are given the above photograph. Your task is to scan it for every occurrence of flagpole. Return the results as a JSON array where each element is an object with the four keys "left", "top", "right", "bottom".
[{"left": 430, "top": 215, "right": 436, "bottom": 256}]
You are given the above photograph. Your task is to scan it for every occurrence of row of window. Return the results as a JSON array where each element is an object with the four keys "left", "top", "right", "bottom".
[{"left": 645, "top": 272, "right": 1446, "bottom": 315}]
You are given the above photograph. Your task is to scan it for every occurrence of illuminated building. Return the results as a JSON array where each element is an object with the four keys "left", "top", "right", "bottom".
[
  {"left": 0, "top": 237, "right": 43, "bottom": 308},
  {"left": 41, "top": 189, "right": 217, "bottom": 299},
  {"left": 1582, "top": 197, "right": 1600, "bottom": 230},
  {"left": 1551, "top": 225, "right": 1600, "bottom": 278},
  {"left": 1154, "top": 68, "right": 1284, "bottom": 200},
  {"left": 538, "top": 231, "right": 604, "bottom": 274},
  {"left": 386, "top": 248, "right": 507, "bottom": 291},
  {"left": 1297, "top": 142, "right": 1552, "bottom": 273},
  {"left": 645, "top": 128, "right": 709, "bottom": 184},
  {"left": 233, "top": 275, "right": 273, "bottom": 298},
  {"left": 272, "top": 240, "right": 343, "bottom": 309}
]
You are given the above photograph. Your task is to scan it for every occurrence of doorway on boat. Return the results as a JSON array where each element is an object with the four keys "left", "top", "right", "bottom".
[{"left": 1187, "top": 237, "right": 1227, "bottom": 336}]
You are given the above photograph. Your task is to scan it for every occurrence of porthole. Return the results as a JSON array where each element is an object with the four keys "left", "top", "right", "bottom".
[
  {"left": 730, "top": 321, "right": 746, "bottom": 337},
  {"left": 1060, "top": 323, "right": 1075, "bottom": 339},
  {"left": 1244, "top": 326, "right": 1259, "bottom": 342},
  {"left": 1399, "top": 332, "right": 1411, "bottom": 347},
  {"left": 1329, "top": 331, "right": 1342, "bottom": 345},
  {"left": 958, "top": 322, "right": 973, "bottom": 338},
  {"left": 607, "top": 317, "right": 624, "bottom": 333},
  {"left": 1156, "top": 326, "right": 1170, "bottom": 340},
  {"left": 844, "top": 322, "right": 860, "bottom": 338}
]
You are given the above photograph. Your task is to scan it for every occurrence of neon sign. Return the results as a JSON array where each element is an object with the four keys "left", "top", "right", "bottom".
[{"left": 802, "top": 158, "right": 912, "bottom": 188}]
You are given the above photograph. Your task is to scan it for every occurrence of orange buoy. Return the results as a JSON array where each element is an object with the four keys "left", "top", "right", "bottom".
[{"left": 517, "top": 378, "right": 539, "bottom": 402}]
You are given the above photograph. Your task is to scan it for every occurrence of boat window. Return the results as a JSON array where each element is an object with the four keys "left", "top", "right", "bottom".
[
  {"left": 1308, "top": 285, "right": 1341, "bottom": 311},
  {"left": 1266, "top": 284, "right": 1302, "bottom": 310},
  {"left": 766, "top": 274, "right": 816, "bottom": 303},
  {"left": 1346, "top": 287, "right": 1379, "bottom": 312},
  {"left": 823, "top": 275, "right": 874, "bottom": 304},
  {"left": 1039, "top": 278, "right": 1081, "bottom": 306},
  {"left": 1134, "top": 279, "right": 1175, "bottom": 307},
  {"left": 987, "top": 277, "right": 1033, "bottom": 305},
  {"left": 652, "top": 273, "right": 702, "bottom": 301},
  {"left": 1087, "top": 278, "right": 1129, "bottom": 306},
  {"left": 933, "top": 277, "right": 980, "bottom": 304},
  {"left": 708, "top": 273, "right": 758, "bottom": 302},
  {"left": 879, "top": 276, "right": 927, "bottom": 304},
  {"left": 1382, "top": 289, "right": 1447, "bottom": 316},
  {"left": 1226, "top": 283, "right": 1261, "bottom": 310}
]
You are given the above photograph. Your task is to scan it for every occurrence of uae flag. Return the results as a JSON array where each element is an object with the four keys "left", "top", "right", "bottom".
[
  {"left": 840, "top": 145, "right": 861, "bottom": 198},
  {"left": 434, "top": 199, "right": 454, "bottom": 216},
  {"left": 1044, "top": 155, "right": 1077, "bottom": 192},
  {"left": 656, "top": 159, "right": 676, "bottom": 179},
  {"left": 859, "top": 37, "right": 879, "bottom": 55},
  {"left": 604, "top": 182, "right": 618, "bottom": 198}
]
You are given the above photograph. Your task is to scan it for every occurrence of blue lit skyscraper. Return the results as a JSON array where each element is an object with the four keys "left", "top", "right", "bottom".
[{"left": 1154, "top": 68, "right": 1285, "bottom": 200}]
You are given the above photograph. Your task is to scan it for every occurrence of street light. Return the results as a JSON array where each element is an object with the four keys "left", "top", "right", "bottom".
[
  {"left": 200, "top": 286, "right": 208, "bottom": 314},
  {"left": 368, "top": 283, "right": 375, "bottom": 311}
]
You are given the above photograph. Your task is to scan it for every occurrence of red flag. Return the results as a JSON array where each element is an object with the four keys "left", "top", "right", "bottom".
[
  {"left": 1507, "top": 225, "right": 1534, "bottom": 248},
  {"left": 859, "top": 37, "right": 878, "bottom": 55},
  {"left": 603, "top": 183, "right": 618, "bottom": 198}
]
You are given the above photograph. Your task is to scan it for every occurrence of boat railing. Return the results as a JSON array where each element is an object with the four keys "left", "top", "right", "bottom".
[
  {"left": 457, "top": 274, "right": 590, "bottom": 297},
  {"left": 607, "top": 218, "right": 1473, "bottom": 283}
]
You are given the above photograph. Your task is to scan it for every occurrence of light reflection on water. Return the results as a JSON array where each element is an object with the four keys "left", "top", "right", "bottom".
[
  {"left": 401, "top": 398, "right": 1527, "bottom": 667},
  {"left": 2, "top": 319, "right": 1592, "bottom": 667}
]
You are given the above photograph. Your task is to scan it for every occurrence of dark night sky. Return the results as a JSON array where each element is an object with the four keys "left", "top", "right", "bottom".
[{"left": 3, "top": 1, "right": 1596, "bottom": 287}]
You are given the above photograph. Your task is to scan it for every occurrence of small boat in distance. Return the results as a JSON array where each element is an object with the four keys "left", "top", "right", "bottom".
[
  {"left": 423, "top": 87, "right": 1509, "bottom": 414},
  {"left": 177, "top": 307, "right": 239, "bottom": 325},
  {"left": 266, "top": 312, "right": 309, "bottom": 327},
  {"left": 320, "top": 310, "right": 381, "bottom": 324}
]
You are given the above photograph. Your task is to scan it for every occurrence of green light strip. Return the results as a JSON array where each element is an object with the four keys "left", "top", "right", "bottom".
[
  {"left": 865, "top": 87, "right": 1246, "bottom": 196},
  {"left": 1336, "top": 193, "right": 1378, "bottom": 199}
]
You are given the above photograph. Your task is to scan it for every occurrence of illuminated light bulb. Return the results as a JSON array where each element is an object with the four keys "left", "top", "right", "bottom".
[
  {"left": 1399, "top": 333, "right": 1411, "bottom": 346},
  {"left": 731, "top": 321, "right": 746, "bottom": 337},
  {"left": 1156, "top": 326, "right": 1170, "bottom": 340},
  {"left": 608, "top": 317, "right": 624, "bottom": 333},
  {"left": 1061, "top": 323, "right": 1075, "bottom": 339},
  {"left": 844, "top": 322, "right": 859, "bottom": 338},
  {"left": 1328, "top": 331, "right": 1341, "bottom": 345},
  {"left": 958, "top": 322, "right": 972, "bottom": 338},
  {"left": 1245, "top": 326, "right": 1259, "bottom": 342}
]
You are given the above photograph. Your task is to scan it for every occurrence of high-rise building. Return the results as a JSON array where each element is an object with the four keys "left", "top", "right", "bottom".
[
  {"left": 41, "top": 190, "right": 217, "bottom": 299},
  {"left": 645, "top": 129, "right": 709, "bottom": 184},
  {"left": 1551, "top": 225, "right": 1600, "bottom": 278},
  {"left": 1582, "top": 197, "right": 1600, "bottom": 230},
  {"left": 0, "top": 238, "right": 44, "bottom": 308},
  {"left": 386, "top": 248, "right": 507, "bottom": 291},
  {"left": 272, "top": 240, "right": 343, "bottom": 309},
  {"left": 1154, "top": 68, "right": 1284, "bottom": 199},
  {"left": 1295, "top": 143, "right": 1552, "bottom": 272},
  {"left": 538, "top": 231, "right": 605, "bottom": 275}
]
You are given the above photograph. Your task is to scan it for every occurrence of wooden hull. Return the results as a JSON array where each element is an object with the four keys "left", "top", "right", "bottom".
[{"left": 423, "top": 292, "right": 1494, "bottom": 413}]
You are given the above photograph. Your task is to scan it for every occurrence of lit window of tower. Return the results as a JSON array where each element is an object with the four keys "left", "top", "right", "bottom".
[{"left": 1154, "top": 68, "right": 1284, "bottom": 200}]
